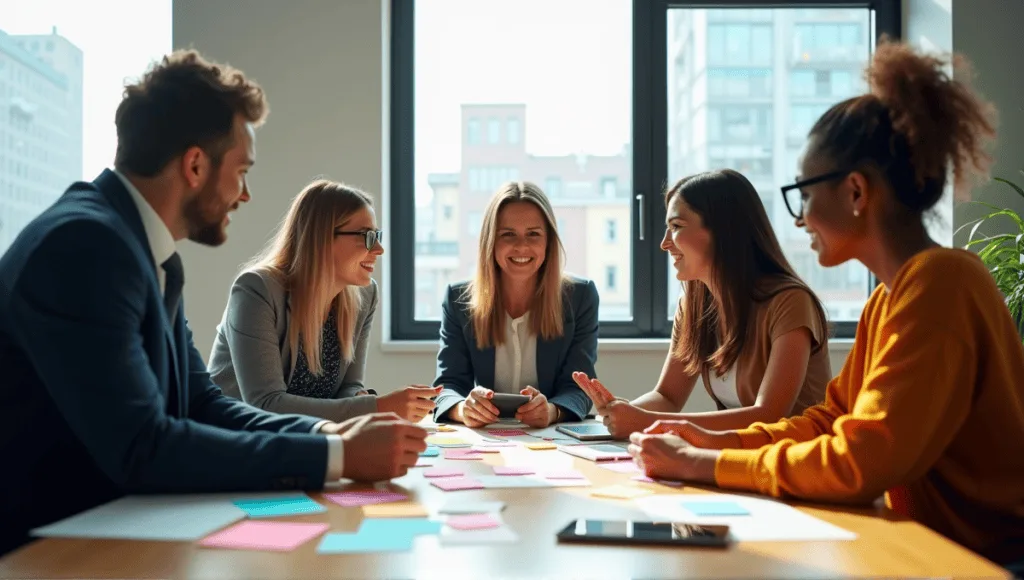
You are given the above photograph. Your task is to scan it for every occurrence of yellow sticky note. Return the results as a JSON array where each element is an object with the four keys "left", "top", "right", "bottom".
[
  {"left": 361, "top": 503, "right": 430, "bottom": 518},
  {"left": 590, "top": 485, "right": 654, "bottom": 500},
  {"left": 526, "top": 442, "right": 556, "bottom": 450},
  {"left": 435, "top": 425, "right": 457, "bottom": 432},
  {"left": 426, "top": 436, "right": 466, "bottom": 445}
]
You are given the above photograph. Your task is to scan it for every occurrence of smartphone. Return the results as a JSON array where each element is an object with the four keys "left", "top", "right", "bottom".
[
  {"left": 490, "top": 393, "right": 531, "bottom": 418},
  {"left": 556, "top": 423, "right": 613, "bottom": 441},
  {"left": 557, "top": 519, "right": 731, "bottom": 548}
]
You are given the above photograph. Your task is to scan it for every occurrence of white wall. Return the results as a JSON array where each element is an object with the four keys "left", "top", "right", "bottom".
[{"left": 172, "top": 0, "right": 1019, "bottom": 411}]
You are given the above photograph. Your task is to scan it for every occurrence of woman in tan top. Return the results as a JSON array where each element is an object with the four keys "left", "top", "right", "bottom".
[{"left": 574, "top": 169, "right": 831, "bottom": 439}]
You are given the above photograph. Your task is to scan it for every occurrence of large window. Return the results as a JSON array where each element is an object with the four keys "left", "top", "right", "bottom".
[
  {"left": 0, "top": 1, "right": 171, "bottom": 256},
  {"left": 392, "top": 0, "right": 899, "bottom": 340}
]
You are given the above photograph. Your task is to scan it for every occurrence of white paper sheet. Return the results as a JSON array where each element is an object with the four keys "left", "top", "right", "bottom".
[
  {"left": 634, "top": 494, "right": 857, "bottom": 542},
  {"left": 474, "top": 476, "right": 592, "bottom": 489},
  {"left": 437, "top": 500, "right": 507, "bottom": 514},
  {"left": 27, "top": 493, "right": 297, "bottom": 541}
]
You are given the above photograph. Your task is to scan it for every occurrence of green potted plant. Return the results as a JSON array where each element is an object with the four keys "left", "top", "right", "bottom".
[{"left": 957, "top": 171, "right": 1024, "bottom": 341}]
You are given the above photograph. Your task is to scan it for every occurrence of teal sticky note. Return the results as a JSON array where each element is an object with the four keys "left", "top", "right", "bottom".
[
  {"left": 317, "top": 532, "right": 413, "bottom": 553},
  {"left": 358, "top": 518, "right": 442, "bottom": 537},
  {"left": 680, "top": 501, "right": 750, "bottom": 516},
  {"left": 420, "top": 446, "right": 440, "bottom": 457},
  {"left": 233, "top": 496, "right": 327, "bottom": 518}
]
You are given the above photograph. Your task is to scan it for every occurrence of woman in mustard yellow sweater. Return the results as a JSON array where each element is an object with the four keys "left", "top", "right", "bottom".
[{"left": 628, "top": 40, "right": 1024, "bottom": 566}]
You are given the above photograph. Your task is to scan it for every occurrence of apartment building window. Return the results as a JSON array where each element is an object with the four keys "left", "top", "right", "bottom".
[
  {"left": 467, "top": 118, "right": 481, "bottom": 144},
  {"left": 544, "top": 177, "right": 562, "bottom": 198},
  {"left": 487, "top": 118, "right": 500, "bottom": 144},
  {"left": 507, "top": 117, "right": 520, "bottom": 144},
  {"left": 394, "top": 0, "right": 898, "bottom": 340}
]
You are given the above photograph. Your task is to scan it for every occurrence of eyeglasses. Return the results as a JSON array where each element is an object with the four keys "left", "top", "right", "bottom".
[
  {"left": 779, "top": 169, "right": 850, "bottom": 220},
  {"left": 334, "top": 228, "right": 383, "bottom": 250}
]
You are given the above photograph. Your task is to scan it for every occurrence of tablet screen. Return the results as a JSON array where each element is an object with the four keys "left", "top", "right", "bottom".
[{"left": 557, "top": 520, "right": 730, "bottom": 547}]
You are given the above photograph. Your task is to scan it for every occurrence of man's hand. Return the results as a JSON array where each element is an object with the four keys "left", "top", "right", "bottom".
[{"left": 336, "top": 414, "right": 428, "bottom": 482}]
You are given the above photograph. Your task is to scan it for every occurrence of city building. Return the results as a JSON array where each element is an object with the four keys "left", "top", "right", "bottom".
[
  {"left": 0, "top": 26, "right": 83, "bottom": 254},
  {"left": 420, "top": 104, "right": 631, "bottom": 320},
  {"left": 667, "top": 8, "right": 872, "bottom": 320}
]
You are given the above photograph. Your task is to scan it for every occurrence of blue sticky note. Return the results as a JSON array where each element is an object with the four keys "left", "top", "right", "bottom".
[
  {"left": 359, "top": 518, "right": 442, "bottom": 537},
  {"left": 680, "top": 501, "right": 750, "bottom": 516},
  {"left": 233, "top": 496, "right": 327, "bottom": 518},
  {"left": 317, "top": 532, "right": 413, "bottom": 553},
  {"left": 420, "top": 446, "right": 440, "bottom": 457}
]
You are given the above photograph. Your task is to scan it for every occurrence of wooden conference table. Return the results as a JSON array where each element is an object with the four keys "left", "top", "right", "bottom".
[{"left": 0, "top": 424, "right": 1011, "bottom": 579}]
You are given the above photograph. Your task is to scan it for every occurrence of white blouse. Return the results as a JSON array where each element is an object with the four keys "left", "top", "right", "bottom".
[
  {"left": 706, "top": 367, "right": 743, "bottom": 409},
  {"left": 492, "top": 312, "right": 539, "bottom": 393}
]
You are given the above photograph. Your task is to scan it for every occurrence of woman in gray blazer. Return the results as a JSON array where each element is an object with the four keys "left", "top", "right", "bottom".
[
  {"left": 209, "top": 179, "right": 440, "bottom": 423},
  {"left": 434, "top": 181, "right": 597, "bottom": 428}
]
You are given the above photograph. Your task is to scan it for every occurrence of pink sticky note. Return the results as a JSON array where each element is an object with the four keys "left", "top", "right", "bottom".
[
  {"left": 632, "top": 475, "right": 684, "bottom": 487},
  {"left": 324, "top": 491, "right": 408, "bottom": 507},
  {"left": 446, "top": 513, "right": 501, "bottom": 531},
  {"left": 487, "top": 429, "right": 529, "bottom": 437},
  {"left": 544, "top": 469, "right": 586, "bottom": 479},
  {"left": 445, "top": 449, "right": 483, "bottom": 460},
  {"left": 199, "top": 521, "right": 329, "bottom": 551},
  {"left": 431, "top": 477, "right": 485, "bottom": 491},
  {"left": 423, "top": 467, "right": 465, "bottom": 478},
  {"left": 492, "top": 465, "right": 534, "bottom": 476},
  {"left": 469, "top": 446, "right": 502, "bottom": 453},
  {"left": 599, "top": 462, "right": 641, "bottom": 474}
]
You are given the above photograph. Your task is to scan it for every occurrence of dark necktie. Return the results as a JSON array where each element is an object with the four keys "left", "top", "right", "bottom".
[{"left": 162, "top": 252, "right": 184, "bottom": 327}]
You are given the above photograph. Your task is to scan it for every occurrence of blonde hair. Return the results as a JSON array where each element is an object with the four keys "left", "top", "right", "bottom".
[
  {"left": 245, "top": 179, "right": 373, "bottom": 374},
  {"left": 465, "top": 181, "right": 569, "bottom": 349}
]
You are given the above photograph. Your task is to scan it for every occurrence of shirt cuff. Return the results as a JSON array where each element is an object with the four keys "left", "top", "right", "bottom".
[
  {"left": 325, "top": 434, "right": 344, "bottom": 482},
  {"left": 714, "top": 447, "right": 766, "bottom": 493},
  {"left": 311, "top": 420, "right": 329, "bottom": 434}
]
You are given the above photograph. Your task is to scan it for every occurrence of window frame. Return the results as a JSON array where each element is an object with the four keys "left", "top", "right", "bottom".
[{"left": 389, "top": 0, "right": 899, "bottom": 341}]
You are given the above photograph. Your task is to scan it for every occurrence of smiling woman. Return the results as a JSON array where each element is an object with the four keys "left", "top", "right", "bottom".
[
  {"left": 207, "top": 179, "right": 442, "bottom": 424},
  {"left": 433, "top": 181, "right": 598, "bottom": 429}
]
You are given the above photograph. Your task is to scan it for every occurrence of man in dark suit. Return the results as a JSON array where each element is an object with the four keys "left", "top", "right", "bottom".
[{"left": 0, "top": 50, "right": 427, "bottom": 556}]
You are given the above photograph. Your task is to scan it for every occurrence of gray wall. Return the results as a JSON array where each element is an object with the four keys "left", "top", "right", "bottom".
[
  {"left": 172, "top": 0, "right": 1019, "bottom": 407},
  {"left": 950, "top": 0, "right": 1024, "bottom": 245}
]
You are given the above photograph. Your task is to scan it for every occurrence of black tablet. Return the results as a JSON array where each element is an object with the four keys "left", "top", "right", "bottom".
[{"left": 556, "top": 519, "right": 731, "bottom": 548}]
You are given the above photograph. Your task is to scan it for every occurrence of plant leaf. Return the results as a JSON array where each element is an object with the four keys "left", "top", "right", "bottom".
[{"left": 994, "top": 177, "right": 1024, "bottom": 202}]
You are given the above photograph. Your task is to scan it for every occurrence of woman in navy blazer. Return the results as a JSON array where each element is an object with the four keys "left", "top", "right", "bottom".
[{"left": 433, "top": 181, "right": 598, "bottom": 427}]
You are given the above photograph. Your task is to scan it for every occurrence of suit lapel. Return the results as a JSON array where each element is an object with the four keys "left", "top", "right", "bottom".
[
  {"left": 535, "top": 299, "right": 575, "bottom": 391},
  {"left": 94, "top": 169, "right": 184, "bottom": 416}
]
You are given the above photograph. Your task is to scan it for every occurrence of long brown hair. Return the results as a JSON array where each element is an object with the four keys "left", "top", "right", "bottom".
[
  {"left": 669, "top": 169, "right": 827, "bottom": 376},
  {"left": 465, "top": 181, "right": 569, "bottom": 349},
  {"left": 246, "top": 179, "right": 373, "bottom": 373},
  {"left": 807, "top": 39, "right": 996, "bottom": 210}
]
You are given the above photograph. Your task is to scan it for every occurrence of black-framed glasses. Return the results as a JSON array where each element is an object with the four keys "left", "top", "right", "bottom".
[
  {"left": 779, "top": 169, "right": 850, "bottom": 220},
  {"left": 334, "top": 228, "right": 383, "bottom": 250}
]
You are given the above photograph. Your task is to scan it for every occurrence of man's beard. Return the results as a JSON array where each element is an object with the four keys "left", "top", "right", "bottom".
[{"left": 184, "top": 178, "right": 230, "bottom": 247}]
